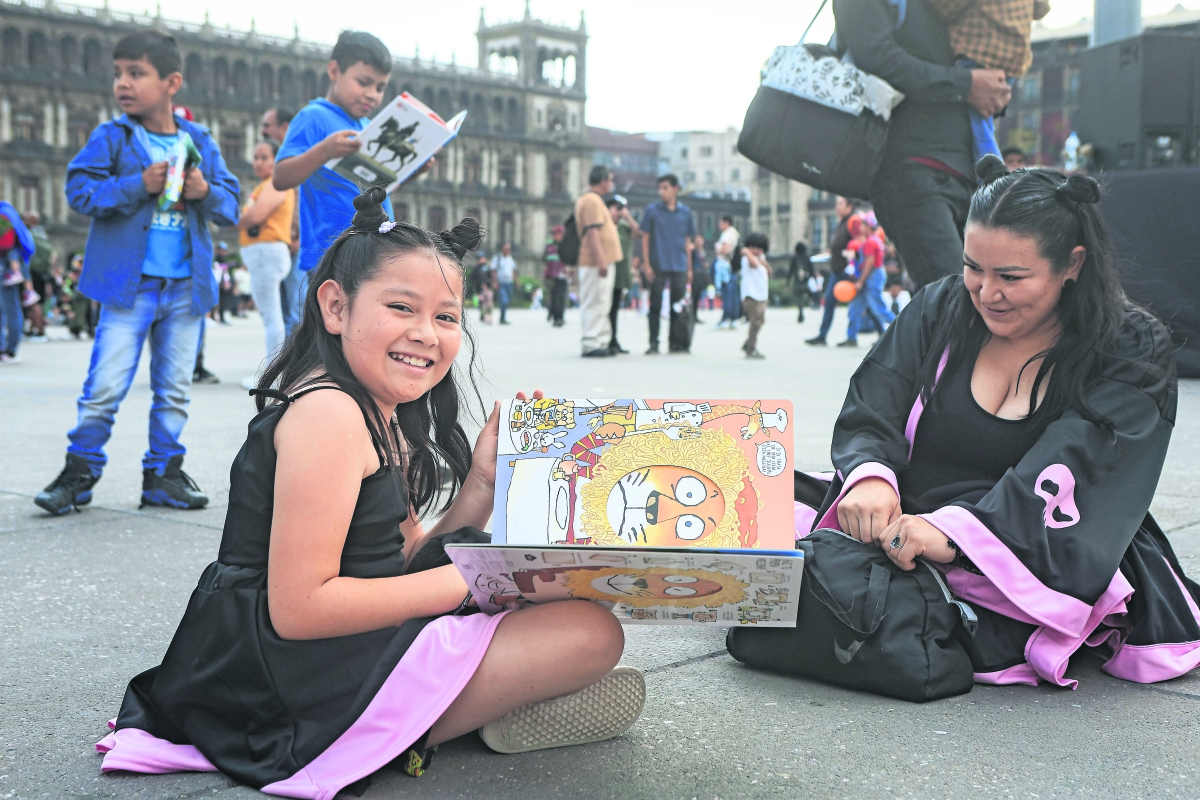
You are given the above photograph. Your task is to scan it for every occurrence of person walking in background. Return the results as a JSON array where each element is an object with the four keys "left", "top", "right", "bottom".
[
  {"left": 474, "top": 250, "right": 495, "bottom": 325},
  {"left": 491, "top": 242, "right": 516, "bottom": 325},
  {"left": 543, "top": 225, "right": 567, "bottom": 328},
  {"left": 606, "top": 194, "right": 641, "bottom": 355},
  {"left": 739, "top": 232, "right": 771, "bottom": 359},
  {"left": 834, "top": 0, "right": 1011, "bottom": 288},
  {"left": 1002, "top": 146, "right": 1027, "bottom": 170},
  {"left": 574, "top": 166, "right": 620, "bottom": 358},
  {"left": 640, "top": 174, "right": 696, "bottom": 354},
  {"left": 34, "top": 29, "right": 239, "bottom": 515},
  {"left": 807, "top": 196, "right": 857, "bottom": 345},
  {"left": 238, "top": 138, "right": 296, "bottom": 378},
  {"left": 690, "top": 234, "right": 710, "bottom": 324},
  {"left": 260, "top": 106, "right": 294, "bottom": 144},
  {"left": 838, "top": 215, "right": 893, "bottom": 348},
  {"left": 0, "top": 202, "right": 35, "bottom": 364},
  {"left": 259, "top": 106, "right": 304, "bottom": 337},
  {"left": 788, "top": 241, "right": 813, "bottom": 323},
  {"left": 713, "top": 215, "right": 740, "bottom": 330},
  {"left": 22, "top": 211, "right": 53, "bottom": 341}
]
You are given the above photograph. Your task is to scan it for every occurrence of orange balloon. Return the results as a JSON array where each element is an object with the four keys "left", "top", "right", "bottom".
[{"left": 833, "top": 280, "right": 857, "bottom": 303}]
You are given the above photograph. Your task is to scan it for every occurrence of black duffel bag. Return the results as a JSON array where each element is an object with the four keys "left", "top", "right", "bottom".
[{"left": 727, "top": 528, "right": 979, "bottom": 703}]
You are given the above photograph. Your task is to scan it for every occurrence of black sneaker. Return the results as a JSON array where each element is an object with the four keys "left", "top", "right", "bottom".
[
  {"left": 193, "top": 367, "right": 219, "bottom": 385},
  {"left": 836, "top": 339, "right": 859, "bottom": 348},
  {"left": 582, "top": 348, "right": 613, "bottom": 358},
  {"left": 805, "top": 336, "right": 827, "bottom": 346},
  {"left": 608, "top": 342, "right": 629, "bottom": 354},
  {"left": 141, "top": 456, "right": 209, "bottom": 509},
  {"left": 645, "top": 345, "right": 660, "bottom": 355},
  {"left": 34, "top": 454, "right": 100, "bottom": 515}
]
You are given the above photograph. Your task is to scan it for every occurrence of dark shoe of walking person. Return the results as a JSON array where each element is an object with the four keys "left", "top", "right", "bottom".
[
  {"left": 645, "top": 345, "right": 660, "bottom": 355},
  {"left": 608, "top": 341, "right": 629, "bottom": 355},
  {"left": 34, "top": 454, "right": 100, "bottom": 515},
  {"left": 836, "top": 339, "right": 858, "bottom": 348},
  {"left": 193, "top": 366, "right": 219, "bottom": 385},
  {"left": 140, "top": 455, "right": 209, "bottom": 509},
  {"left": 582, "top": 348, "right": 613, "bottom": 358},
  {"left": 805, "top": 336, "right": 827, "bottom": 346}
]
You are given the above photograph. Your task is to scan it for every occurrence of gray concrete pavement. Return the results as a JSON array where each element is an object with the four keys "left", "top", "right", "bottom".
[{"left": 2, "top": 305, "right": 1198, "bottom": 800}]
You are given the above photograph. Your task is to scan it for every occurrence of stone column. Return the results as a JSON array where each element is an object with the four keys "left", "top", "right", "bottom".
[
  {"left": 57, "top": 102, "right": 68, "bottom": 148},
  {"left": 244, "top": 122, "right": 255, "bottom": 162},
  {"left": 0, "top": 98, "right": 11, "bottom": 143},
  {"left": 43, "top": 102, "right": 55, "bottom": 146}
]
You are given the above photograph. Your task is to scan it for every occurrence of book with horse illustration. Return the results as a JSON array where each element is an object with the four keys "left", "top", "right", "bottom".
[
  {"left": 325, "top": 92, "right": 466, "bottom": 192},
  {"left": 445, "top": 544, "right": 803, "bottom": 626},
  {"left": 493, "top": 399, "right": 796, "bottom": 550}
]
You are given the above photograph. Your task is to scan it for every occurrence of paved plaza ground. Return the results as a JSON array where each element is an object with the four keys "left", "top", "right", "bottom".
[{"left": 2, "top": 304, "right": 1199, "bottom": 799}]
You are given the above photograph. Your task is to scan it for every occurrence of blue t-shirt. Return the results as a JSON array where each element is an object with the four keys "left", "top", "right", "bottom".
[
  {"left": 278, "top": 98, "right": 395, "bottom": 272},
  {"left": 640, "top": 200, "right": 696, "bottom": 274},
  {"left": 141, "top": 131, "right": 192, "bottom": 279}
]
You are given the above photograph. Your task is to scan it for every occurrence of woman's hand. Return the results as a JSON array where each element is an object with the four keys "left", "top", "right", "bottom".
[
  {"left": 468, "top": 390, "right": 544, "bottom": 489},
  {"left": 837, "top": 477, "right": 901, "bottom": 544},
  {"left": 877, "top": 514, "right": 956, "bottom": 571}
]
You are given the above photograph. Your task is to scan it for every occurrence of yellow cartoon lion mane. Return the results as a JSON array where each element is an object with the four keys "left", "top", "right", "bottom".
[{"left": 561, "top": 566, "right": 749, "bottom": 608}]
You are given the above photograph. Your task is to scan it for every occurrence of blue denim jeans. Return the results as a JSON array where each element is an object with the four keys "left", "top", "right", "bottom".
[
  {"left": 68, "top": 276, "right": 203, "bottom": 475},
  {"left": 280, "top": 251, "right": 302, "bottom": 338},
  {"left": 720, "top": 276, "right": 741, "bottom": 322},
  {"left": 497, "top": 281, "right": 514, "bottom": 322},
  {"left": 817, "top": 272, "right": 838, "bottom": 339},
  {"left": 846, "top": 268, "right": 895, "bottom": 342},
  {"left": 0, "top": 283, "right": 22, "bottom": 355}
]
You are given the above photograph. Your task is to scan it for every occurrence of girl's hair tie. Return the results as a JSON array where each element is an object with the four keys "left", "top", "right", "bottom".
[{"left": 378, "top": 221, "right": 397, "bottom": 234}]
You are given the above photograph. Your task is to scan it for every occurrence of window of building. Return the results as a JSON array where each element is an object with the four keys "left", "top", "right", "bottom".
[
  {"left": 3, "top": 27, "right": 20, "bottom": 68},
  {"left": 1020, "top": 108, "right": 1040, "bottom": 132},
  {"left": 812, "top": 218, "right": 824, "bottom": 251},
  {"left": 465, "top": 153, "right": 482, "bottom": 185},
  {"left": 185, "top": 53, "right": 204, "bottom": 91},
  {"left": 492, "top": 96, "right": 505, "bottom": 131},
  {"left": 507, "top": 98, "right": 522, "bottom": 132},
  {"left": 278, "top": 66, "right": 294, "bottom": 102},
  {"left": 704, "top": 170, "right": 714, "bottom": 183},
  {"left": 221, "top": 129, "right": 244, "bottom": 163},
  {"left": 28, "top": 31, "right": 49, "bottom": 69},
  {"left": 731, "top": 168, "right": 740, "bottom": 181},
  {"left": 15, "top": 113, "right": 35, "bottom": 140},
  {"left": 1064, "top": 66, "right": 1080, "bottom": 102},
  {"left": 60, "top": 36, "right": 78, "bottom": 73},
  {"left": 1021, "top": 71, "right": 1041, "bottom": 103},
  {"left": 428, "top": 205, "right": 447, "bottom": 232},
  {"left": 213, "top": 58, "right": 229, "bottom": 93},
  {"left": 232, "top": 60, "right": 251, "bottom": 95},
  {"left": 258, "top": 63, "right": 274, "bottom": 98},
  {"left": 549, "top": 160, "right": 565, "bottom": 193},
  {"left": 699, "top": 146, "right": 713, "bottom": 157},
  {"left": 394, "top": 202, "right": 410, "bottom": 222},
  {"left": 680, "top": 147, "right": 688, "bottom": 158},
  {"left": 498, "top": 156, "right": 515, "bottom": 188},
  {"left": 18, "top": 176, "right": 40, "bottom": 214},
  {"left": 83, "top": 37, "right": 102, "bottom": 76},
  {"left": 302, "top": 70, "right": 317, "bottom": 101},
  {"left": 684, "top": 171, "right": 696, "bottom": 182},
  {"left": 757, "top": 166, "right": 771, "bottom": 184},
  {"left": 500, "top": 212, "right": 515, "bottom": 246}
]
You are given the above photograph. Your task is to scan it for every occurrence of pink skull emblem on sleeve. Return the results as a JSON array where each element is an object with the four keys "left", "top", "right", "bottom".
[{"left": 1034, "top": 464, "right": 1080, "bottom": 529}]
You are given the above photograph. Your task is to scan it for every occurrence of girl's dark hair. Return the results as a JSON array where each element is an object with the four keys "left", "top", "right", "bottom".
[
  {"left": 257, "top": 138, "right": 280, "bottom": 156},
  {"left": 919, "top": 154, "right": 1151, "bottom": 428},
  {"left": 258, "top": 185, "right": 485, "bottom": 517}
]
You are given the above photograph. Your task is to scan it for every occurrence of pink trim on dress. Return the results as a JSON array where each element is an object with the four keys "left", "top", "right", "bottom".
[
  {"left": 974, "top": 663, "right": 1041, "bottom": 686},
  {"left": 812, "top": 462, "right": 900, "bottom": 534},
  {"left": 96, "top": 611, "right": 506, "bottom": 799},
  {"left": 1101, "top": 639, "right": 1200, "bottom": 683},
  {"left": 919, "top": 505, "right": 1094, "bottom": 637},
  {"left": 794, "top": 502, "right": 818, "bottom": 540},
  {"left": 904, "top": 349, "right": 949, "bottom": 459}
]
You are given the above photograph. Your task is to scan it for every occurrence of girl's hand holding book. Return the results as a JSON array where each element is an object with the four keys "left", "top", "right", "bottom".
[{"left": 469, "top": 391, "right": 544, "bottom": 489}]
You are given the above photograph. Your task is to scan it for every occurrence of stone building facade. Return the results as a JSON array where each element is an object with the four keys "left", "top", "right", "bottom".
[{"left": 0, "top": 0, "right": 591, "bottom": 273}]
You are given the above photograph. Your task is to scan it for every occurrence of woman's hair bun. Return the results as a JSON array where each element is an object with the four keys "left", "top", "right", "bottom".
[
  {"left": 1056, "top": 173, "right": 1101, "bottom": 205},
  {"left": 350, "top": 185, "right": 391, "bottom": 232},
  {"left": 974, "top": 154, "right": 1009, "bottom": 185},
  {"left": 438, "top": 216, "right": 486, "bottom": 261}
]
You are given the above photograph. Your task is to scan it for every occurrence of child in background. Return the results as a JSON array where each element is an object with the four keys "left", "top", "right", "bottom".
[
  {"left": 34, "top": 29, "right": 239, "bottom": 515},
  {"left": 0, "top": 204, "right": 34, "bottom": 363},
  {"left": 232, "top": 262, "right": 253, "bottom": 317},
  {"left": 739, "top": 231, "right": 771, "bottom": 360},
  {"left": 97, "top": 187, "right": 643, "bottom": 794}
]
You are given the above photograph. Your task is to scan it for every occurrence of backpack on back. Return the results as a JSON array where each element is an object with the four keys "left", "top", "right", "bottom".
[{"left": 557, "top": 214, "right": 581, "bottom": 267}]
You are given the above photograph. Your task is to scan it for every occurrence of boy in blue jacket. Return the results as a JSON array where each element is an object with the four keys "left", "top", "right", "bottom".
[{"left": 35, "top": 29, "right": 239, "bottom": 516}]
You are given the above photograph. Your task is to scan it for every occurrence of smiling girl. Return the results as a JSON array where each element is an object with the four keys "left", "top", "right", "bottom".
[{"left": 97, "top": 187, "right": 644, "bottom": 796}]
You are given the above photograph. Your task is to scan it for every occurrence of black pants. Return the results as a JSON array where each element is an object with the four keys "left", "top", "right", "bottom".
[
  {"left": 548, "top": 277, "right": 568, "bottom": 324},
  {"left": 608, "top": 286, "right": 626, "bottom": 348},
  {"left": 648, "top": 271, "right": 690, "bottom": 351},
  {"left": 691, "top": 269, "right": 710, "bottom": 320},
  {"left": 870, "top": 160, "right": 973, "bottom": 289}
]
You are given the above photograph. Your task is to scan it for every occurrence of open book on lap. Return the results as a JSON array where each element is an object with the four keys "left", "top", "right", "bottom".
[
  {"left": 325, "top": 92, "right": 466, "bottom": 193},
  {"left": 446, "top": 544, "right": 803, "bottom": 626}
]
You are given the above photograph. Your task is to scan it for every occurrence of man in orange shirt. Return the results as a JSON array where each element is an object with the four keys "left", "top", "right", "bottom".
[{"left": 574, "top": 166, "right": 623, "bottom": 358}]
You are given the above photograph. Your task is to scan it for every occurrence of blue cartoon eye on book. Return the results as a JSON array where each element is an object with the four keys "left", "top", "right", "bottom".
[{"left": 493, "top": 398, "right": 795, "bottom": 550}]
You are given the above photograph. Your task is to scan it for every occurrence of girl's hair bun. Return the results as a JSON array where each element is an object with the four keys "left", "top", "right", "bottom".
[
  {"left": 437, "top": 216, "right": 486, "bottom": 262},
  {"left": 350, "top": 185, "right": 391, "bottom": 232},
  {"left": 974, "top": 154, "right": 1009, "bottom": 185},
  {"left": 1056, "top": 173, "right": 1101, "bottom": 205}
]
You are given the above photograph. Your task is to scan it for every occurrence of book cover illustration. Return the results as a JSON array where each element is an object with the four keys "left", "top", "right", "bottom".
[
  {"left": 446, "top": 544, "right": 803, "bottom": 626},
  {"left": 325, "top": 92, "right": 467, "bottom": 192},
  {"left": 493, "top": 399, "right": 794, "bottom": 550}
]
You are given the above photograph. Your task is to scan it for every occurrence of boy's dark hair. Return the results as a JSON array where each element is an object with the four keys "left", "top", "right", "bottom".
[
  {"left": 588, "top": 165, "right": 611, "bottom": 186},
  {"left": 331, "top": 31, "right": 392, "bottom": 76},
  {"left": 258, "top": 185, "right": 485, "bottom": 518},
  {"left": 721, "top": 215, "right": 733, "bottom": 225},
  {"left": 1001, "top": 146, "right": 1026, "bottom": 160},
  {"left": 112, "top": 29, "right": 181, "bottom": 78},
  {"left": 657, "top": 173, "right": 680, "bottom": 188},
  {"left": 273, "top": 107, "right": 296, "bottom": 125},
  {"left": 744, "top": 231, "right": 770, "bottom": 251}
]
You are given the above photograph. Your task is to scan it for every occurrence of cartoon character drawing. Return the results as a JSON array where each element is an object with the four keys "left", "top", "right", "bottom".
[
  {"left": 737, "top": 605, "right": 774, "bottom": 624},
  {"left": 751, "top": 572, "right": 786, "bottom": 584},
  {"left": 587, "top": 402, "right": 711, "bottom": 441},
  {"left": 367, "top": 118, "right": 420, "bottom": 168},
  {"left": 628, "top": 609, "right": 658, "bottom": 620},
  {"left": 669, "top": 611, "right": 718, "bottom": 622},
  {"left": 498, "top": 565, "right": 749, "bottom": 609},
  {"left": 755, "top": 588, "right": 789, "bottom": 604}
]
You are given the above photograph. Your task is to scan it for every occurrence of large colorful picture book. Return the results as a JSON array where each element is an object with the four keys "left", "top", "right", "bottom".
[
  {"left": 446, "top": 544, "right": 803, "bottom": 626},
  {"left": 493, "top": 399, "right": 795, "bottom": 550},
  {"left": 325, "top": 92, "right": 466, "bottom": 192}
]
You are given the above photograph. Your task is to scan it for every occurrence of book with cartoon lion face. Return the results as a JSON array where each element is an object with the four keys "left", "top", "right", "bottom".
[{"left": 494, "top": 399, "right": 796, "bottom": 550}]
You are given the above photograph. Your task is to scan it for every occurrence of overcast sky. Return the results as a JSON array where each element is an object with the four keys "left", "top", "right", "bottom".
[{"left": 103, "top": 0, "right": 1199, "bottom": 132}]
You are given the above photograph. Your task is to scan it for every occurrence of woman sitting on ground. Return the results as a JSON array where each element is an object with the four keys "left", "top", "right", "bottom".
[
  {"left": 97, "top": 187, "right": 643, "bottom": 796},
  {"left": 796, "top": 155, "right": 1199, "bottom": 686}
]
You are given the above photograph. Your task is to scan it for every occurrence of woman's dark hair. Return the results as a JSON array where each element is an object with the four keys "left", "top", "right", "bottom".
[
  {"left": 257, "top": 138, "right": 280, "bottom": 156},
  {"left": 257, "top": 185, "right": 485, "bottom": 517},
  {"left": 919, "top": 154, "right": 1150, "bottom": 428}
]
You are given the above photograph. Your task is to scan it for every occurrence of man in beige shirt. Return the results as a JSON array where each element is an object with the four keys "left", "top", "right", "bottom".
[{"left": 574, "top": 166, "right": 623, "bottom": 357}]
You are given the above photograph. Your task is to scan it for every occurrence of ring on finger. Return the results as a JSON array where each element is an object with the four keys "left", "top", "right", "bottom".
[{"left": 890, "top": 534, "right": 902, "bottom": 550}]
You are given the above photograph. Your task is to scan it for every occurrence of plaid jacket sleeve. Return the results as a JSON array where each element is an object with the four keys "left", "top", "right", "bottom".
[{"left": 66, "top": 125, "right": 149, "bottom": 219}]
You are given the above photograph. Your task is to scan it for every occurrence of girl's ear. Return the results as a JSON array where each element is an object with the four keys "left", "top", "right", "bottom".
[
  {"left": 316, "top": 279, "right": 349, "bottom": 336},
  {"left": 1064, "top": 246, "right": 1085, "bottom": 283}
]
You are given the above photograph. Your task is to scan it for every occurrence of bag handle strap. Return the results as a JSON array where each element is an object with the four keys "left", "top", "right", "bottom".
[
  {"left": 799, "top": 0, "right": 832, "bottom": 44},
  {"left": 804, "top": 543, "right": 892, "bottom": 636}
]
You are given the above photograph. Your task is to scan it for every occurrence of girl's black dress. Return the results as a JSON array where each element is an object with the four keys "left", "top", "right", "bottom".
[{"left": 98, "top": 388, "right": 502, "bottom": 796}]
